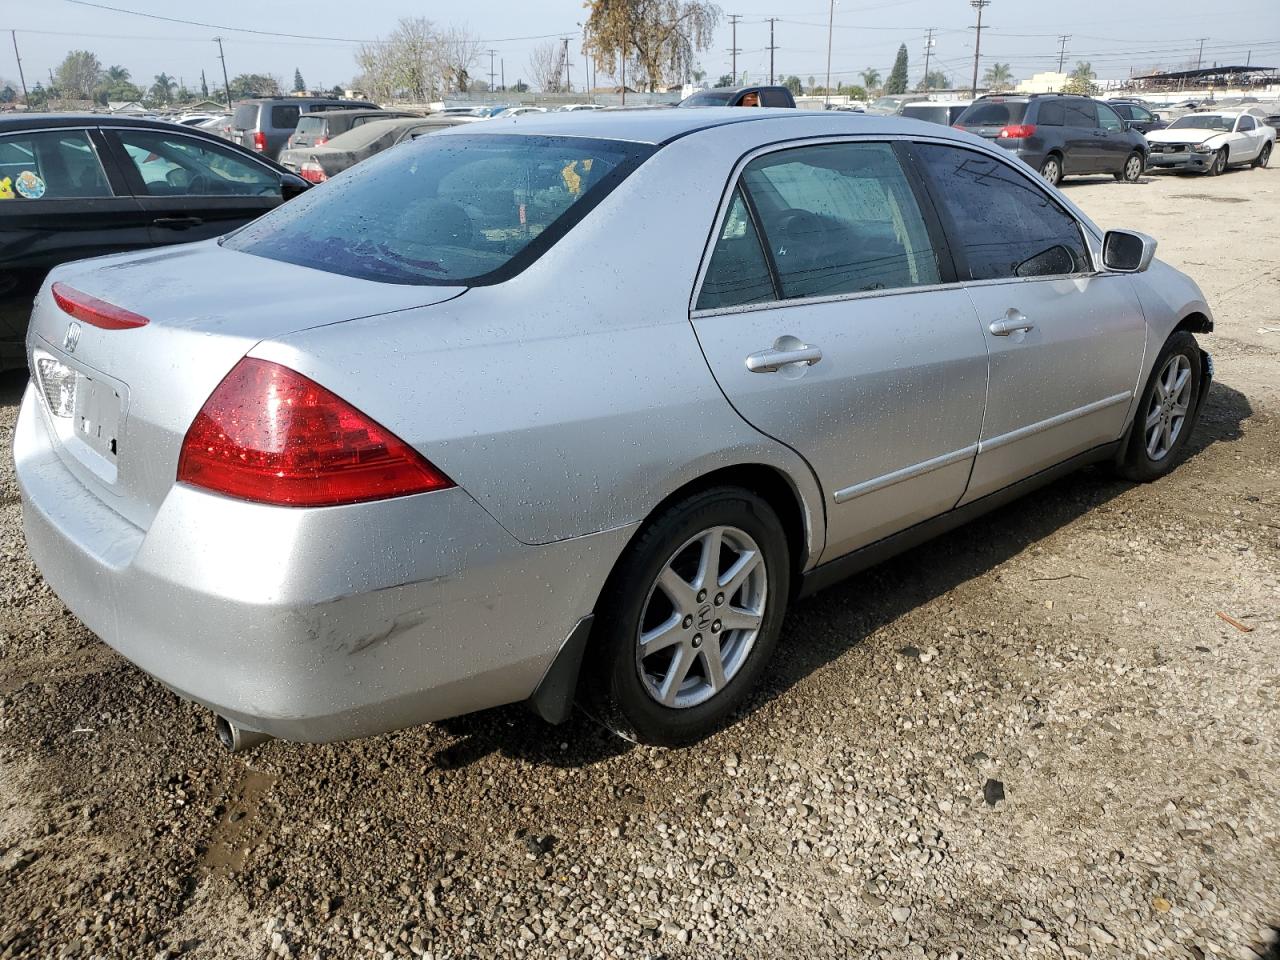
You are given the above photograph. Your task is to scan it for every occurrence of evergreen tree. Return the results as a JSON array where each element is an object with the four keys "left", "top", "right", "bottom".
[
  {"left": 293, "top": 68, "right": 306, "bottom": 93},
  {"left": 885, "top": 44, "right": 909, "bottom": 94}
]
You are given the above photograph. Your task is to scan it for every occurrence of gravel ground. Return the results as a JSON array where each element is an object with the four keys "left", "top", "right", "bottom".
[{"left": 1, "top": 164, "right": 1279, "bottom": 960}]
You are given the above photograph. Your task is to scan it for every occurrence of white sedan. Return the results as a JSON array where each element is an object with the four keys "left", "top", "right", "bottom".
[{"left": 1147, "top": 110, "right": 1275, "bottom": 175}]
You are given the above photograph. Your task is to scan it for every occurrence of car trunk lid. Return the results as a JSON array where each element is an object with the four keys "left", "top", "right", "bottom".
[{"left": 28, "top": 240, "right": 465, "bottom": 530}]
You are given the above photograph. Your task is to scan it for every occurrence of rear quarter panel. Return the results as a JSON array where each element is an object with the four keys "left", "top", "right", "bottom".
[{"left": 256, "top": 126, "right": 828, "bottom": 562}]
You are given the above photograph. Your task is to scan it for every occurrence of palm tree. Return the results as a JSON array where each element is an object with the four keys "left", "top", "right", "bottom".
[
  {"left": 860, "top": 67, "right": 881, "bottom": 91},
  {"left": 982, "top": 62, "right": 1014, "bottom": 91},
  {"left": 105, "top": 65, "right": 131, "bottom": 83},
  {"left": 149, "top": 72, "right": 176, "bottom": 104},
  {"left": 1063, "top": 61, "right": 1097, "bottom": 95}
]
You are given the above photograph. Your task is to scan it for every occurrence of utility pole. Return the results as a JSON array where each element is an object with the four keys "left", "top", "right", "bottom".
[
  {"left": 1056, "top": 34, "right": 1070, "bottom": 72},
  {"left": 213, "top": 36, "right": 232, "bottom": 111},
  {"left": 200, "top": 68, "right": 208, "bottom": 98},
  {"left": 562, "top": 37, "right": 572, "bottom": 92},
  {"left": 1195, "top": 37, "right": 1207, "bottom": 70},
  {"left": 487, "top": 49, "right": 497, "bottom": 92},
  {"left": 969, "top": 0, "right": 991, "bottom": 99},
  {"left": 728, "top": 14, "right": 742, "bottom": 84},
  {"left": 500, "top": 59, "right": 505, "bottom": 92},
  {"left": 824, "top": 0, "right": 835, "bottom": 108},
  {"left": 922, "top": 28, "right": 935, "bottom": 93},
  {"left": 10, "top": 31, "right": 29, "bottom": 105},
  {"left": 766, "top": 18, "right": 778, "bottom": 85}
]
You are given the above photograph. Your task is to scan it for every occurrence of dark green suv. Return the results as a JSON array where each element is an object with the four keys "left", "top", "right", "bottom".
[{"left": 953, "top": 94, "right": 1149, "bottom": 186}]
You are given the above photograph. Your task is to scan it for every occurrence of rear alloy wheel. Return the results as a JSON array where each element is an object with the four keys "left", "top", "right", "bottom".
[
  {"left": 1116, "top": 151, "right": 1144, "bottom": 183},
  {"left": 1116, "top": 331, "right": 1203, "bottom": 482},
  {"left": 1253, "top": 142, "right": 1272, "bottom": 169},
  {"left": 1206, "top": 148, "right": 1226, "bottom": 176},
  {"left": 585, "top": 487, "right": 790, "bottom": 745},
  {"left": 1039, "top": 154, "right": 1063, "bottom": 187}
]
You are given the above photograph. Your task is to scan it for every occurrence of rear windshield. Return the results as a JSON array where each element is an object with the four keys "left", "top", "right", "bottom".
[
  {"left": 902, "top": 105, "right": 950, "bottom": 124},
  {"left": 295, "top": 116, "right": 326, "bottom": 135},
  {"left": 956, "top": 101, "right": 1027, "bottom": 126},
  {"left": 223, "top": 134, "right": 653, "bottom": 286},
  {"left": 232, "top": 104, "right": 259, "bottom": 129}
]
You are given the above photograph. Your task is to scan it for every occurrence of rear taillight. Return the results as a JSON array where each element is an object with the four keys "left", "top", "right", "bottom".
[
  {"left": 299, "top": 162, "right": 328, "bottom": 183},
  {"left": 998, "top": 124, "right": 1037, "bottom": 139},
  {"left": 316, "top": 136, "right": 328, "bottom": 146},
  {"left": 177, "top": 358, "right": 453, "bottom": 507},
  {"left": 252, "top": 131, "right": 266, "bottom": 151},
  {"left": 51, "top": 282, "right": 149, "bottom": 330}
]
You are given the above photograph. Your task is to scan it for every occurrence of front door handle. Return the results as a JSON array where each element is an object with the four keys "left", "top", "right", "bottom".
[
  {"left": 989, "top": 311, "right": 1034, "bottom": 337},
  {"left": 746, "top": 339, "right": 823, "bottom": 373},
  {"left": 152, "top": 216, "right": 204, "bottom": 229}
]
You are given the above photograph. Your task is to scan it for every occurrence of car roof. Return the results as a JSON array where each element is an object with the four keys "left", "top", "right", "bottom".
[
  {"left": 436, "top": 107, "right": 975, "bottom": 145},
  {"left": 0, "top": 113, "right": 218, "bottom": 131}
]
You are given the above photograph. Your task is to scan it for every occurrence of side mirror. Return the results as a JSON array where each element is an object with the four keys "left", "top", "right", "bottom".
[
  {"left": 1102, "top": 230, "right": 1156, "bottom": 273},
  {"left": 281, "top": 174, "right": 310, "bottom": 201}
]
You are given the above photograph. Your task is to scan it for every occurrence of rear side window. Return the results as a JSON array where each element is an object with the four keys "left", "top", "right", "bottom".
[
  {"left": 738, "top": 141, "right": 940, "bottom": 300},
  {"left": 912, "top": 144, "right": 1089, "bottom": 281},
  {"left": 0, "top": 130, "right": 111, "bottom": 199},
  {"left": 1064, "top": 101, "right": 1096, "bottom": 127},
  {"left": 225, "top": 134, "right": 652, "bottom": 285},
  {"left": 271, "top": 105, "right": 301, "bottom": 130},
  {"left": 696, "top": 188, "right": 774, "bottom": 310},
  {"left": 1037, "top": 101, "right": 1065, "bottom": 126},
  {"left": 957, "top": 101, "right": 1026, "bottom": 126},
  {"left": 232, "top": 104, "right": 259, "bottom": 130}
]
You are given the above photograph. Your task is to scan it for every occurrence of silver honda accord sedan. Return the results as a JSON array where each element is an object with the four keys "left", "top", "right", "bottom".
[{"left": 14, "top": 109, "right": 1213, "bottom": 749}]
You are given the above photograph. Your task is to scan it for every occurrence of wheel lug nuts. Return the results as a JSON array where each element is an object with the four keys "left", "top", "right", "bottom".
[
  {"left": 696, "top": 589, "right": 707, "bottom": 602},
  {"left": 682, "top": 615, "right": 693, "bottom": 629},
  {"left": 692, "top": 634, "right": 703, "bottom": 647},
  {"left": 712, "top": 620, "right": 722, "bottom": 633},
  {"left": 714, "top": 593, "right": 724, "bottom": 605}
]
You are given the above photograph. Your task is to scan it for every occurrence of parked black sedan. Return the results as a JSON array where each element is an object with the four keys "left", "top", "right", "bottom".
[{"left": 0, "top": 114, "right": 308, "bottom": 371}]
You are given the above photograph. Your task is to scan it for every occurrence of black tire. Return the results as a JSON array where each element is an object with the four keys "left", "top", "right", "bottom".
[
  {"left": 1253, "top": 142, "right": 1272, "bottom": 169},
  {"left": 584, "top": 487, "right": 791, "bottom": 746},
  {"left": 1115, "top": 151, "right": 1144, "bottom": 182},
  {"left": 1116, "top": 331, "right": 1203, "bottom": 483},
  {"left": 1039, "top": 153, "right": 1063, "bottom": 187},
  {"left": 1206, "top": 148, "right": 1226, "bottom": 176}
]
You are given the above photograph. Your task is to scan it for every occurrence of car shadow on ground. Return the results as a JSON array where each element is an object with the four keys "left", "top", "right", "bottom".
[
  {"left": 0, "top": 370, "right": 28, "bottom": 406},
  {"left": 431, "top": 380, "right": 1252, "bottom": 771}
]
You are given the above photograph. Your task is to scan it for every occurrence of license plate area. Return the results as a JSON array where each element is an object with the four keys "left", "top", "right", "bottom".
[{"left": 73, "top": 374, "right": 122, "bottom": 463}]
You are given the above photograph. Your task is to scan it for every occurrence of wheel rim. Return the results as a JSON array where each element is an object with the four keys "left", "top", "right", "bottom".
[
  {"left": 1144, "top": 354, "right": 1193, "bottom": 462},
  {"left": 1041, "top": 159, "right": 1059, "bottom": 183},
  {"left": 1262, "top": 145, "right": 1272, "bottom": 167},
  {"left": 1125, "top": 155, "right": 1142, "bottom": 180},
  {"left": 635, "top": 525, "right": 767, "bottom": 709}
]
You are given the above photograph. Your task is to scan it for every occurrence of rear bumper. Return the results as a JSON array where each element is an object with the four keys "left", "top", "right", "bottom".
[{"left": 15, "top": 385, "right": 633, "bottom": 742}]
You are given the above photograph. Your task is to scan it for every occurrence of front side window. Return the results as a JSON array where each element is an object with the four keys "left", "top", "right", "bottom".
[
  {"left": 1096, "top": 103, "right": 1124, "bottom": 132},
  {"left": 114, "top": 130, "right": 280, "bottom": 198},
  {"left": 1238, "top": 116, "right": 1255, "bottom": 131},
  {"left": 1132, "top": 106, "right": 1155, "bottom": 122},
  {"left": 912, "top": 144, "right": 1090, "bottom": 281},
  {"left": 225, "top": 134, "right": 652, "bottom": 285},
  {"left": 740, "top": 142, "right": 940, "bottom": 300},
  {"left": 696, "top": 188, "right": 774, "bottom": 310},
  {"left": 760, "top": 89, "right": 791, "bottom": 108},
  {"left": 0, "top": 130, "right": 111, "bottom": 200}
]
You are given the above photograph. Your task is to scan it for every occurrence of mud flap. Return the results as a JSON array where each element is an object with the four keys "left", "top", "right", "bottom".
[{"left": 526, "top": 615, "right": 594, "bottom": 725}]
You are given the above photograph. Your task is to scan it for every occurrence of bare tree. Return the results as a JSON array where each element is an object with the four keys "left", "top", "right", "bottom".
[
  {"left": 527, "top": 40, "right": 564, "bottom": 93},
  {"left": 583, "top": 0, "right": 720, "bottom": 92},
  {"left": 357, "top": 17, "right": 442, "bottom": 102},
  {"left": 437, "top": 26, "right": 481, "bottom": 93}
]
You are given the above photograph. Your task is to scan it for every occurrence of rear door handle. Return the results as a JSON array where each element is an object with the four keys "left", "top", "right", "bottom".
[
  {"left": 746, "top": 341, "right": 823, "bottom": 373},
  {"left": 153, "top": 216, "right": 203, "bottom": 229},
  {"left": 989, "top": 311, "right": 1034, "bottom": 336}
]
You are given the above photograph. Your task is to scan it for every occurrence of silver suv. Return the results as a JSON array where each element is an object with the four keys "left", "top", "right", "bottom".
[{"left": 227, "top": 97, "right": 378, "bottom": 160}]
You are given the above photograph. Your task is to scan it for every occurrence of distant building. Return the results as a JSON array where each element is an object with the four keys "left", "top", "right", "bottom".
[
  {"left": 107, "top": 101, "right": 148, "bottom": 115},
  {"left": 1016, "top": 72, "right": 1069, "bottom": 94}
]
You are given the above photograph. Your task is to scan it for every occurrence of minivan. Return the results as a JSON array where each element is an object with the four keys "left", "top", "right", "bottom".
[{"left": 228, "top": 97, "right": 379, "bottom": 161}]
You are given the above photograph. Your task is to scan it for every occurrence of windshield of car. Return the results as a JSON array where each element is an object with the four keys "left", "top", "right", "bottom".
[
  {"left": 955, "top": 101, "right": 1027, "bottom": 126},
  {"left": 871, "top": 97, "right": 905, "bottom": 110},
  {"left": 1167, "top": 114, "right": 1232, "bottom": 131},
  {"left": 295, "top": 116, "right": 327, "bottom": 136},
  {"left": 224, "top": 134, "right": 653, "bottom": 285},
  {"left": 680, "top": 89, "right": 735, "bottom": 107}
]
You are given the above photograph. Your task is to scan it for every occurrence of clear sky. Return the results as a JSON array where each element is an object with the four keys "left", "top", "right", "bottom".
[{"left": 4, "top": 0, "right": 1278, "bottom": 96}]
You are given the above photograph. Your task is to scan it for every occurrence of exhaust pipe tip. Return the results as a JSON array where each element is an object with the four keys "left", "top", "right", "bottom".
[{"left": 214, "top": 715, "right": 273, "bottom": 753}]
